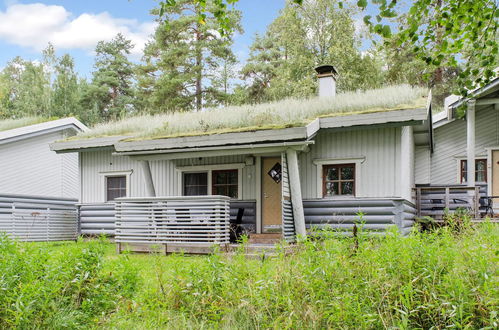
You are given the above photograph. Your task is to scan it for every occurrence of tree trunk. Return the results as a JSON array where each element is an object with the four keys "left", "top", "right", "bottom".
[{"left": 195, "top": 22, "right": 202, "bottom": 112}]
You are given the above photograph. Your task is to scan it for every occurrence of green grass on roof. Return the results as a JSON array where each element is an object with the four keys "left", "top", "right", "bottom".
[
  {"left": 77, "top": 85, "right": 427, "bottom": 140},
  {"left": 0, "top": 117, "right": 53, "bottom": 132}
]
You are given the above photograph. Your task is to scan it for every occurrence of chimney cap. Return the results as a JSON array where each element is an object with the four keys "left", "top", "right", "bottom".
[{"left": 315, "top": 65, "right": 338, "bottom": 76}]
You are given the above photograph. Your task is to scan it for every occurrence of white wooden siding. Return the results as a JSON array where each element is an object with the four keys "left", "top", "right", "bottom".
[
  {"left": 298, "top": 127, "right": 402, "bottom": 198},
  {"left": 80, "top": 151, "right": 256, "bottom": 203},
  {"left": 415, "top": 146, "right": 431, "bottom": 184},
  {"left": 0, "top": 130, "right": 79, "bottom": 198},
  {"left": 421, "top": 105, "right": 499, "bottom": 184}
]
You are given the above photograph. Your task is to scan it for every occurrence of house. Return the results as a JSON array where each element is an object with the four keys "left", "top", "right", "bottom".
[
  {"left": 415, "top": 76, "right": 499, "bottom": 215},
  {"left": 0, "top": 117, "right": 87, "bottom": 198},
  {"left": 50, "top": 66, "right": 434, "bottom": 248}
]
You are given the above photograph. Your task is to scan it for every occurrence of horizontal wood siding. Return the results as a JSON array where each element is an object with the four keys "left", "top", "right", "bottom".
[
  {"left": 229, "top": 200, "right": 256, "bottom": 233},
  {"left": 427, "top": 105, "right": 498, "bottom": 185},
  {"left": 303, "top": 198, "right": 416, "bottom": 235},
  {"left": 79, "top": 203, "right": 116, "bottom": 235},
  {"left": 299, "top": 127, "right": 401, "bottom": 199}
]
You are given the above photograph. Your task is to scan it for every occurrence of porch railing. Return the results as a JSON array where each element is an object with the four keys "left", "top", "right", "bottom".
[
  {"left": 114, "top": 196, "right": 231, "bottom": 246},
  {"left": 414, "top": 186, "right": 481, "bottom": 220}
]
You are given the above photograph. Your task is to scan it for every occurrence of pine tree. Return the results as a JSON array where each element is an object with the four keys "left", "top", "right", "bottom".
[
  {"left": 138, "top": 0, "right": 242, "bottom": 113},
  {"left": 86, "top": 33, "right": 136, "bottom": 121}
]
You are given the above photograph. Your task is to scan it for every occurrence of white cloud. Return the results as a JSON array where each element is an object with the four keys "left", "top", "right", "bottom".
[{"left": 0, "top": 3, "right": 156, "bottom": 56}]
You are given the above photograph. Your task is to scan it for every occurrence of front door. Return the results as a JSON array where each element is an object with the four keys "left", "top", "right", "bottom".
[
  {"left": 262, "top": 157, "right": 282, "bottom": 232},
  {"left": 493, "top": 150, "right": 499, "bottom": 207}
]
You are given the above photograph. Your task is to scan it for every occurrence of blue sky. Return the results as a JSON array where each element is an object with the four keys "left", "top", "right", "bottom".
[{"left": 0, "top": 0, "right": 285, "bottom": 78}]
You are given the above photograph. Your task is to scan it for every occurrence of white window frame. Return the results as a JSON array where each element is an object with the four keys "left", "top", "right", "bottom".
[
  {"left": 99, "top": 170, "right": 132, "bottom": 202},
  {"left": 454, "top": 156, "right": 488, "bottom": 184},
  {"left": 313, "top": 158, "right": 364, "bottom": 199},
  {"left": 176, "top": 163, "right": 244, "bottom": 199}
]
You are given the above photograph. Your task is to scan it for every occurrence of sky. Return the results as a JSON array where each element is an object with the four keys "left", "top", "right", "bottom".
[{"left": 0, "top": 0, "right": 286, "bottom": 78}]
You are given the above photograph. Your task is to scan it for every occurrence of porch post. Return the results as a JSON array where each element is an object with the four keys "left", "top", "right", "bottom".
[
  {"left": 466, "top": 99, "right": 476, "bottom": 187},
  {"left": 140, "top": 160, "right": 156, "bottom": 197},
  {"left": 286, "top": 148, "right": 306, "bottom": 238}
]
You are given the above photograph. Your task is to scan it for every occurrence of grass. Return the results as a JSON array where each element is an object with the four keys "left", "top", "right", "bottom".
[
  {"left": 75, "top": 85, "right": 427, "bottom": 141},
  {"left": 1, "top": 222, "right": 497, "bottom": 328},
  {"left": 0, "top": 117, "right": 54, "bottom": 132}
]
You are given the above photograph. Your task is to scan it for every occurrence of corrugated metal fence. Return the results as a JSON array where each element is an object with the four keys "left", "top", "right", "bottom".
[{"left": 0, "top": 194, "right": 78, "bottom": 241}]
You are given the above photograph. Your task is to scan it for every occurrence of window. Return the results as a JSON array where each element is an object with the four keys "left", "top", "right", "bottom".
[
  {"left": 460, "top": 159, "right": 487, "bottom": 183},
  {"left": 106, "top": 176, "right": 127, "bottom": 201},
  {"left": 212, "top": 169, "right": 238, "bottom": 198},
  {"left": 323, "top": 163, "right": 355, "bottom": 197},
  {"left": 183, "top": 172, "right": 208, "bottom": 196}
]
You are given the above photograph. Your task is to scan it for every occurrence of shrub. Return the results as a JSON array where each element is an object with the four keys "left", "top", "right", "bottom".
[
  {"left": 0, "top": 235, "right": 138, "bottom": 328},
  {"left": 108, "top": 223, "right": 498, "bottom": 328}
]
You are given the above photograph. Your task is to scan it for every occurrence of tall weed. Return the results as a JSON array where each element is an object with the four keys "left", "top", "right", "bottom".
[{"left": 0, "top": 235, "right": 138, "bottom": 328}]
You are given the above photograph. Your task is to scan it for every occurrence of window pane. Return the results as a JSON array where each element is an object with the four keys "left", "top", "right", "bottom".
[
  {"left": 325, "top": 182, "right": 338, "bottom": 196},
  {"left": 326, "top": 167, "right": 338, "bottom": 180},
  {"left": 106, "top": 176, "right": 126, "bottom": 201},
  {"left": 341, "top": 166, "right": 354, "bottom": 180},
  {"left": 476, "top": 160, "right": 486, "bottom": 182},
  {"left": 212, "top": 170, "right": 238, "bottom": 198},
  {"left": 341, "top": 181, "right": 354, "bottom": 195},
  {"left": 183, "top": 172, "right": 208, "bottom": 196},
  {"left": 228, "top": 185, "right": 238, "bottom": 198}
]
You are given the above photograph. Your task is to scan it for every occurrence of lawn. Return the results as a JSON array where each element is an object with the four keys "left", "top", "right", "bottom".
[{"left": 1, "top": 223, "right": 498, "bottom": 329}]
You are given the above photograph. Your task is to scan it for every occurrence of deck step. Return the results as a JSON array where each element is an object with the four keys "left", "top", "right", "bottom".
[{"left": 248, "top": 233, "right": 282, "bottom": 244}]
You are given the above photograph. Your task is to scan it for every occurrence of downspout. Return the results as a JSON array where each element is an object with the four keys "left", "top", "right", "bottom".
[{"left": 466, "top": 100, "right": 476, "bottom": 187}]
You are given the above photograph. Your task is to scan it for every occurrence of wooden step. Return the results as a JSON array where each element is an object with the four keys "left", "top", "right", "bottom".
[{"left": 248, "top": 233, "right": 282, "bottom": 244}]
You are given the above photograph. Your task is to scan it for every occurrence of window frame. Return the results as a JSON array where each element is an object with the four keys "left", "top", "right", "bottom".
[
  {"left": 100, "top": 170, "right": 132, "bottom": 203},
  {"left": 177, "top": 164, "right": 244, "bottom": 199},
  {"left": 182, "top": 171, "right": 209, "bottom": 196},
  {"left": 322, "top": 163, "right": 356, "bottom": 197},
  {"left": 212, "top": 169, "right": 239, "bottom": 199},
  {"left": 459, "top": 158, "right": 488, "bottom": 183},
  {"left": 313, "top": 158, "right": 363, "bottom": 198}
]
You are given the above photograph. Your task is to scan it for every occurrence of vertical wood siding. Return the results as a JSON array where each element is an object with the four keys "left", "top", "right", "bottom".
[
  {"left": 415, "top": 146, "right": 431, "bottom": 184},
  {"left": 0, "top": 130, "right": 79, "bottom": 198},
  {"left": 422, "top": 105, "right": 499, "bottom": 185},
  {"left": 81, "top": 151, "right": 256, "bottom": 203},
  {"left": 298, "top": 127, "right": 402, "bottom": 199}
]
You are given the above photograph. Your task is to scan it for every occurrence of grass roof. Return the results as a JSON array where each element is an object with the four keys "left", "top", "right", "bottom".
[
  {"left": 0, "top": 117, "right": 53, "bottom": 132},
  {"left": 76, "top": 85, "right": 427, "bottom": 141}
]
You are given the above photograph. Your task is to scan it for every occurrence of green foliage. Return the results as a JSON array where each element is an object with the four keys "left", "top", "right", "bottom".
[
  {"left": 138, "top": 0, "right": 242, "bottom": 113},
  {"left": 104, "top": 223, "right": 498, "bottom": 328},
  {"left": 241, "top": 0, "right": 384, "bottom": 102},
  {"left": 0, "top": 236, "right": 138, "bottom": 328},
  {"left": 84, "top": 34, "right": 137, "bottom": 123},
  {"left": 360, "top": 0, "right": 498, "bottom": 95}
]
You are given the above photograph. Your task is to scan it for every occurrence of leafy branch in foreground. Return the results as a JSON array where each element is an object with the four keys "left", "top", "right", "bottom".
[{"left": 360, "top": 0, "right": 498, "bottom": 95}]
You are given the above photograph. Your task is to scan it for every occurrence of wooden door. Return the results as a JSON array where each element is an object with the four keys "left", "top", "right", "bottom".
[
  {"left": 262, "top": 157, "right": 282, "bottom": 232},
  {"left": 493, "top": 151, "right": 499, "bottom": 206}
]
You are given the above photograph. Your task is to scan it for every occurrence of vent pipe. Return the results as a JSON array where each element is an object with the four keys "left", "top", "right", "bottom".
[{"left": 315, "top": 65, "right": 338, "bottom": 98}]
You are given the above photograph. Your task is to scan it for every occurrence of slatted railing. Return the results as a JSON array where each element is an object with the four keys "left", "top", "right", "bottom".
[
  {"left": 114, "top": 196, "right": 231, "bottom": 246},
  {"left": 414, "top": 186, "right": 481, "bottom": 220},
  {"left": 0, "top": 194, "right": 78, "bottom": 241}
]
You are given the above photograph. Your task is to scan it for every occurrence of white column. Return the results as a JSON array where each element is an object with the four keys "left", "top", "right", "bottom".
[
  {"left": 466, "top": 100, "right": 476, "bottom": 187},
  {"left": 286, "top": 149, "right": 306, "bottom": 238},
  {"left": 140, "top": 160, "right": 156, "bottom": 197}
]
